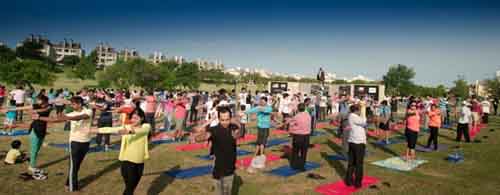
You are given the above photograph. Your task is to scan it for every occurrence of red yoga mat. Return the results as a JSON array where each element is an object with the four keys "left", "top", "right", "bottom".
[
  {"left": 272, "top": 129, "right": 289, "bottom": 135},
  {"left": 235, "top": 154, "right": 281, "bottom": 168},
  {"left": 315, "top": 176, "right": 380, "bottom": 195},
  {"left": 237, "top": 134, "right": 257, "bottom": 144},
  {"left": 330, "top": 137, "right": 342, "bottom": 145},
  {"left": 317, "top": 122, "right": 330, "bottom": 129},
  {"left": 175, "top": 143, "right": 209, "bottom": 151}
]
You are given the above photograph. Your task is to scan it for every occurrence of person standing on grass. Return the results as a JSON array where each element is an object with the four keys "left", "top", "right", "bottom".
[
  {"left": 471, "top": 97, "right": 482, "bottom": 130},
  {"left": 287, "top": 103, "right": 312, "bottom": 171},
  {"left": 405, "top": 102, "right": 420, "bottom": 161},
  {"left": 144, "top": 90, "right": 157, "bottom": 134},
  {"left": 493, "top": 97, "right": 498, "bottom": 116},
  {"left": 94, "top": 93, "right": 113, "bottom": 151},
  {"left": 35, "top": 96, "right": 93, "bottom": 192},
  {"left": 10, "top": 85, "right": 26, "bottom": 122},
  {"left": 193, "top": 107, "right": 240, "bottom": 195},
  {"left": 246, "top": 96, "right": 272, "bottom": 156},
  {"left": 481, "top": 98, "right": 491, "bottom": 124},
  {"left": 457, "top": 101, "right": 472, "bottom": 143},
  {"left": 378, "top": 100, "right": 391, "bottom": 143},
  {"left": 89, "top": 107, "right": 150, "bottom": 195},
  {"left": 173, "top": 92, "right": 188, "bottom": 140},
  {"left": 344, "top": 104, "right": 367, "bottom": 189},
  {"left": 426, "top": 104, "right": 442, "bottom": 150}
]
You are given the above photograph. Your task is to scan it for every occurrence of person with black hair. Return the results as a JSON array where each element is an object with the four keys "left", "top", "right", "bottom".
[
  {"left": 94, "top": 93, "right": 114, "bottom": 150},
  {"left": 246, "top": 96, "right": 272, "bottom": 156},
  {"left": 193, "top": 107, "right": 240, "bottom": 195},
  {"left": 89, "top": 106, "right": 151, "bottom": 195},
  {"left": 345, "top": 104, "right": 367, "bottom": 189},
  {"left": 4, "top": 140, "right": 27, "bottom": 165},
  {"left": 286, "top": 103, "right": 312, "bottom": 171},
  {"left": 35, "top": 96, "right": 93, "bottom": 192}
]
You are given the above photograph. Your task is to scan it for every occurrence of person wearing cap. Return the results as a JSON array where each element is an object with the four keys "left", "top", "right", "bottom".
[{"left": 457, "top": 101, "right": 472, "bottom": 142}]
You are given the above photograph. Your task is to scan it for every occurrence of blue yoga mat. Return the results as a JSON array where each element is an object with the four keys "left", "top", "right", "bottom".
[
  {"left": 311, "top": 131, "right": 326, "bottom": 136},
  {"left": 326, "top": 154, "right": 347, "bottom": 161},
  {"left": 150, "top": 139, "right": 179, "bottom": 145},
  {"left": 268, "top": 162, "right": 321, "bottom": 177},
  {"left": 197, "top": 149, "right": 252, "bottom": 160},
  {"left": 0, "top": 130, "right": 30, "bottom": 136},
  {"left": 373, "top": 138, "right": 404, "bottom": 146},
  {"left": 265, "top": 139, "right": 289, "bottom": 147},
  {"left": 164, "top": 165, "right": 213, "bottom": 179}
]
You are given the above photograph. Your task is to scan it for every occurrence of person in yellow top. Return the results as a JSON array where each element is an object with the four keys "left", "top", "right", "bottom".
[
  {"left": 4, "top": 140, "right": 27, "bottom": 165},
  {"left": 88, "top": 106, "right": 150, "bottom": 195}
]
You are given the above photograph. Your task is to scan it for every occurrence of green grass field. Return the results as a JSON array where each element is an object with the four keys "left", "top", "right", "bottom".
[{"left": 1, "top": 114, "right": 499, "bottom": 195}]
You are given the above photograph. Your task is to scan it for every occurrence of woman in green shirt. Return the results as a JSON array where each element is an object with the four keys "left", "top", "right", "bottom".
[{"left": 89, "top": 106, "right": 150, "bottom": 195}]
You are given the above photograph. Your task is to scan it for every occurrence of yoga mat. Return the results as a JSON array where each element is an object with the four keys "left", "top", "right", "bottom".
[
  {"left": 175, "top": 143, "right": 209, "bottom": 151},
  {"left": 237, "top": 134, "right": 257, "bottom": 144},
  {"left": 326, "top": 154, "right": 347, "bottom": 161},
  {"left": 373, "top": 138, "right": 404, "bottom": 146},
  {"left": 196, "top": 149, "right": 252, "bottom": 160},
  {"left": 446, "top": 153, "right": 464, "bottom": 164},
  {"left": 317, "top": 122, "right": 330, "bottom": 129},
  {"left": 268, "top": 162, "right": 321, "bottom": 177},
  {"left": 330, "top": 137, "right": 342, "bottom": 145},
  {"left": 0, "top": 130, "right": 30, "bottom": 136},
  {"left": 151, "top": 139, "right": 179, "bottom": 145},
  {"left": 164, "top": 165, "right": 213, "bottom": 179},
  {"left": 48, "top": 143, "right": 120, "bottom": 153},
  {"left": 272, "top": 129, "right": 288, "bottom": 135},
  {"left": 263, "top": 138, "right": 289, "bottom": 147},
  {"left": 151, "top": 132, "right": 173, "bottom": 141},
  {"left": 312, "top": 131, "right": 327, "bottom": 136},
  {"left": 415, "top": 144, "right": 448, "bottom": 152},
  {"left": 315, "top": 176, "right": 380, "bottom": 195},
  {"left": 371, "top": 157, "right": 428, "bottom": 171},
  {"left": 235, "top": 154, "right": 281, "bottom": 168}
]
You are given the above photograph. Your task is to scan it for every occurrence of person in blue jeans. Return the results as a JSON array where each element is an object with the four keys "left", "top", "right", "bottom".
[{"left": 246, "top": 96, "right": 272, "bottom": 156}]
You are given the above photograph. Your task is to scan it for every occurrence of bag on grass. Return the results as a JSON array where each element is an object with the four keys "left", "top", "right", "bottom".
[{"left": 250, "top": 154, "right": 267, "bottom": 169}]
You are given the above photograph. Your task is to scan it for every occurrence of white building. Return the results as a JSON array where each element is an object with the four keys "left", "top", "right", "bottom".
[
  {"left": 94, "top": 43, "right": 118, "bottom": 68},
  {"left": 196, "top": 58, "right": 224, "bottom": 70},
  {"left": 52, "top": 39, "right": 85, "bottom": 62},
  {"left": 119, "top": 48, "right": 139, "bottom": 61},
  {"left": 148, "top": 51, "right": 167, "bottom": 64},
  {"left": 16, "top": 35, "right": 55, "bottom": 59}
]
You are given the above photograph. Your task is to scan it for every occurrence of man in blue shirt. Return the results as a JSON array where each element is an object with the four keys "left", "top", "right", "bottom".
[{"left": 246, "top": 96, "right": 272, "bottom": 156}]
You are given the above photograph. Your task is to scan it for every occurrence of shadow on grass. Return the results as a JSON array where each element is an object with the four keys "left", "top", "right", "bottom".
[
  {"left": 146, "top": 165, "right": 179, "bottom": 195},
  {"left": 368, "top": 141, "right": 400, "bottom": 157},
  {"left": 39, "top": 155, "right": 70, "bottom": 169},
  {"left": 322, "top": 141, "right": 347, "bottom": 176},
  {"left": 232, "top": 175, "right": 243, "bottom": 195}
]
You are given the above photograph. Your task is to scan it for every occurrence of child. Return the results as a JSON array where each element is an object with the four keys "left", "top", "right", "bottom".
[
  {"left": 4, "top": 140, "right": 27, "bottom": 165},
  {"left": 3, "top": 100, "right": 17, "bottom": 134},
  {"left": 239, "top": 105, "right": 248, "bottom": 138}
]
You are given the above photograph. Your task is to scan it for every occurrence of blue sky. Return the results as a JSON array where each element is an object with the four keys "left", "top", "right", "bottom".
[{"left": 1, "top": 0, "right": 500, "bottom": 86}]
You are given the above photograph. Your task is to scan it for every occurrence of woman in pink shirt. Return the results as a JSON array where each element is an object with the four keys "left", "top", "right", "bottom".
[
  {"left": 287, "top": 103, "right": 312, "bottom": 171},
  {"left": 173, "top": 93, "right": 188, "bottom": 140},
  {"left": 144, "top": 92, "right": 157, "bottom": 134},
  {"left": 405, "top": 102, "right": 420, "bottom": 161}
]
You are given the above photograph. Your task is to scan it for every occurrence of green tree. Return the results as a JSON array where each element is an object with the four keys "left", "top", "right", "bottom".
[
  {"left": 450, "top": 75, "right": 469, "bottom": 99},
  {"left": 61, "top": 55, "right": 80, "bottom": 67},
  {"left": 485, "top": 77, "right": 500, "bottom": 98},
  {"left": 383, "top": 64, "right": 416, "bottom": 96},
  {"left": 0, "top": 45, "right": 16, "bottom": 63},
  {"left": 0, "top": 59, "right": 56, "bottom": 86},
  {"left": 176, "top": 62, "right": 200, "bottom": 89}
]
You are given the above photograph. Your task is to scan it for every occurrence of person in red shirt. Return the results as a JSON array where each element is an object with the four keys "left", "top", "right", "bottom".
[
  {"left": 471, "top": 97, "right": 482, "bottom": 130},
  {"left": 173, "top": 92, "right": 189, "bottom": 140},
  {"left": 426, "top": 104, "right": 441, "bottom": 150},
  {"left": 144, "top": 90, "right": 157, "bottom": 134},
  {"left": 405, "top": 102, "right": 420, "bottom": 161},
  {"left": 286, "top": 103, "right": 312, "bottom": 171},
  {"left": 0, "top": 85, "right": 5, "bottom": 109}
]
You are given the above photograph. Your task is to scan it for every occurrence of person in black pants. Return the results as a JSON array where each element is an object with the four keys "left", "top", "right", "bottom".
[
  {"left": 493, "top": 98, "right": 498, "bottom": 116},
  {"left": 121, "top": 161, "right": 144, "bottom": 195},
  {"left": 457, "top": 102, "right": 472, "bottom": 143},
  {"left": 344, "top": 105, "right": 367, "bottom": 189},
  {"left": 456, "top": 123, "right": 471, "bottom": 142},
  {"left": 95, "top": 95, "right": 113, "bottom": 149},
  {"left": 189, "top": 91, "right": 200, "bottom": 123},
  {"left": 287, "top": 103, "right": 312, "bottom": 171},
  {"left": 426, "top": 104, "right": 442, "bottom": 150}
]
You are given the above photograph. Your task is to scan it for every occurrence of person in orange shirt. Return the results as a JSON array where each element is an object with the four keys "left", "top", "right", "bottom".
[
  {"left": 405, "top": 102, "right": 420, "bottom": 161},
  {"left": 426, "top": 104, "right": 441, "bottom": 151}
]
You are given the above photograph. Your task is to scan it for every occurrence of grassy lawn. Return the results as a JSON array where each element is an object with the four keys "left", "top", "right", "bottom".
[{"left": 1, "top": 113, "right": 499, "bottom": 195}]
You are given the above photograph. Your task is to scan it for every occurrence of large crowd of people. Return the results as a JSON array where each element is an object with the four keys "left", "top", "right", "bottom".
[{"left": 0, "top": 83, "right": 498, "bottom": 194}]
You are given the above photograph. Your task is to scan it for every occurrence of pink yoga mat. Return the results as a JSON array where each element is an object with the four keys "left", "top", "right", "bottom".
[
  {"left": 151, "top": 132, "right": 173, "bottom": 142},
  {"left": 315, "top": 176, "right": 380, "bottom": 195},
  {"left": 330, "top": 137, "right": 342, "bottom": 145},
  {"left": 175, "top": 143, "right": 209, "bottom": 151},
  {"left": 235, "top": 154, "right": 281, "bottom": 168}
]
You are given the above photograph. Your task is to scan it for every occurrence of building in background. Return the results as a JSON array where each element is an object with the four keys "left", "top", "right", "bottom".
[
  {"left": 196, "top": 58, "right": 224, "bottom": 70},
  {"left": 496, "top": 70, "right": 500, "bottom": 81},
  {"left": 52, "top": 39, "right": 85, "bottom": 62},
  {"left": 148, "top": 51, "right": 167, "bottom": 64},
  {"left": 94, "top": 43, "right": 118, "bottom": 68},
  {"left": 119, "top": 48, "right": 139, "bottom": 61},
  {"left": 16, "top": 34, "right": 55, "bottom": 59}
]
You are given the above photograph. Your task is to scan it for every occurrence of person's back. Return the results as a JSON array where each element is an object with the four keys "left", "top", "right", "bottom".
[
  {"left": 347, "top": 112, "right": 367, "bottom": 144},
  {"left": 459, "top": 106, "right": 471, "bottom": 124}
]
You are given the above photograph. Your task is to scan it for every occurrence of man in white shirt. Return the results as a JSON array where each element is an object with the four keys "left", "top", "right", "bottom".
[
  {"left": 279, "top": 93, "right": 291, "bottom": 130},
  {"left": 9, "top": 86, "right": 26, "bottom": 121},
  {"left": 457, "top": 101, "right": 472, "bottom": 142},
  {"left": 345, "top": 104, "right": 367, "bottom": 189},
  {"left": 481, "top": 99, "right": 491, "bottom": 124}
]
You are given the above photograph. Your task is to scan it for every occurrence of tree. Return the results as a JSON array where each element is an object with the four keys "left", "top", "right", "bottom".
[
  {"left": 15, "top": 41, "right": 45, "bottom": 60},
  {"left": 383, "top": 64, "right": 416, "bottom": 96},
  {"left": 485, "top": 77, "right": 500, "bottom": 98},
  {"left": 0, "top": 59, "right": 56, "bottom": 86},
  {"left": 175, "top": 62, "right": 200, "bottom": 89},
  {"left": 0, "top": 45, "right": 16, "bottom": 63},
  {"left": 61, "top": 55, "right": 80, "bottom": 67},
  {"left": 450, "top": 75, "right": 469, "bottom": 99}
]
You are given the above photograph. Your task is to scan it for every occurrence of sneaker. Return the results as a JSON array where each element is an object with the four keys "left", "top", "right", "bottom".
[{"left": 32, "top": 172, "right": 47, "bottom": 180}]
